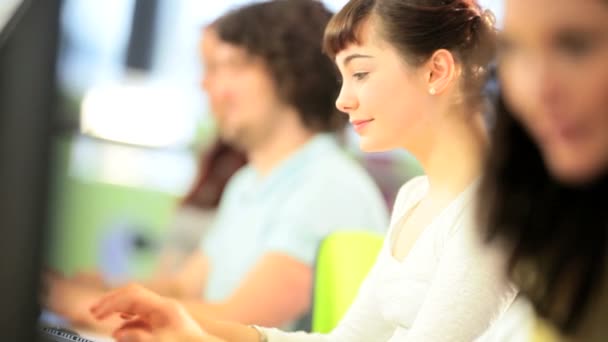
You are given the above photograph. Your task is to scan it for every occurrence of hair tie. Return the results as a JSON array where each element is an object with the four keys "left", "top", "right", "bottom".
[{"left": 481, "top": 9, "right": 496, "bottom": 27}]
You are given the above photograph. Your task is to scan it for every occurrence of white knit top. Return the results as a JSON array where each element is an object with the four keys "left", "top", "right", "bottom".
[{"left": 260, "top": 176, "right": 517, "bottom": 341}]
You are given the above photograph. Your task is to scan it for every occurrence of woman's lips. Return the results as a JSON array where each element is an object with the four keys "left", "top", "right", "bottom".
[{"left": 351, "top": 119, "right": 374, "bottom": 132}]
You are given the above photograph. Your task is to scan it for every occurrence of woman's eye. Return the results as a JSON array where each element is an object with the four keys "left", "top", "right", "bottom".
[
  {"left": 556, "top": 33, "right": 594, "bottom": 58},
  {"left": 353, "top": 72, "right": 369, "bottom": 81}
]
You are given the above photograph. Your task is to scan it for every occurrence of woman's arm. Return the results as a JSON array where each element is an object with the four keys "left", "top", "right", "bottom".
[
  {"left": 90, "top": 249, "right": 394, "bottom": 342},
  {"left": 90, "top": 284, "right": 261, "bottom": 342}
]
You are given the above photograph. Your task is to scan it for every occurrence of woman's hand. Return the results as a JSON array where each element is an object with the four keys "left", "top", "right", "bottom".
[
  {"left": 112, "top": 328, "right": 226, "bottom": 342},
  {"left": 90, "top": 284, "right": 208, "bottom": 340}
]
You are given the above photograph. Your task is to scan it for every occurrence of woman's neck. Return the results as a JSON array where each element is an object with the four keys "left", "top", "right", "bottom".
[{"left": 417, "top": 111, "right": 487, "bottom": 200}]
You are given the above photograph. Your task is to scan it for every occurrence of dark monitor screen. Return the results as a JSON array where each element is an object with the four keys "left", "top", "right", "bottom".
[
  {"left": 0, "top": 0, "right": 27, "bottom": 44},
  {"left": 0, "top": 0, "right": 61, "bottom": 340}
]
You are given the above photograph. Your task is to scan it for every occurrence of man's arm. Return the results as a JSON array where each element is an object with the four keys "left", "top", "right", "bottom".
[
  {"left": 145, "top": 250, "right": 209, "bottom": 299},
  {"left": 183, "top": 252, "right": 312, "bottom": 327},
  {"left": 43, "top": 250, "right": 208, "bottom": 332},
  {"left": 46, "top": 251, "right": 310, "bottom": 331}
]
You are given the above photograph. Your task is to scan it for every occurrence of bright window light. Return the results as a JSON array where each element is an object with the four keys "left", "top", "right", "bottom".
[{"left": 80, "top": 81, "right": 201, "bottom": 148}]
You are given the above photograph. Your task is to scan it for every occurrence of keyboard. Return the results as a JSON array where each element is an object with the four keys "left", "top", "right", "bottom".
[{"left": 38, "top": 326, "right": 97, "bottom": 342}]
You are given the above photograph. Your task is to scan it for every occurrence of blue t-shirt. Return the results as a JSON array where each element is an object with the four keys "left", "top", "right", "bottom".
[{"left": 202, "top": 134, "right": 389, "bottom": 302}]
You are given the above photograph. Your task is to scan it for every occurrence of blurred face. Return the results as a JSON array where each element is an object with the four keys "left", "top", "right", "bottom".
[
  {"left": 500, "top": 0, "right": 608, "bottom": 184},
  {"left": 334, "top": 20, "right": 433, "bottom": 153},
  {"left": 200, "top": 29, "right": 285, "bottom": 151}
]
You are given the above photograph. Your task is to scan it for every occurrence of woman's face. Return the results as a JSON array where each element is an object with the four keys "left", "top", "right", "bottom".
[
  {"left": 500, "top": 0, "right": 608, "bottom": 184},
  {"left": 334, "top": 20, "right": 434, "bottom": 153}
]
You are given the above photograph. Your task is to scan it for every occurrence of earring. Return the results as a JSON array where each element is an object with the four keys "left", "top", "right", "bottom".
[{"left": 429, "top": 87, "right": 436, "bottom": 95}]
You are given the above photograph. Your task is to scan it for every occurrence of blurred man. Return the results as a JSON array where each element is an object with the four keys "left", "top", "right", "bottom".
[{"left": 47, "top": 0, "right": 387, "bottom": 330}]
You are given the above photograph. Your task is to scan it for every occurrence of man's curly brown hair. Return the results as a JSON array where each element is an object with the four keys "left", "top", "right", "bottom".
[{"left": 211, "top": 0, "right": 346, "bottom": 133}]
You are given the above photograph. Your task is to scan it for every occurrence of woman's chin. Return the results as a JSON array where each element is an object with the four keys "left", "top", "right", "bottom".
[
  {"left": 358, "top": 138, "right": 393, "bottom": 153},
  {"left": 546, "top": 155, "right": 608, "bottom": 187}
]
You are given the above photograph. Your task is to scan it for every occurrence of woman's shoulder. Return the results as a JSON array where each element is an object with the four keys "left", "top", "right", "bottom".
[
  {"left": 396, "top": 175, "right": 429, "bottom": 194},
  {"left": 388, "top": 176, "right": 429, "bottom": 227}
]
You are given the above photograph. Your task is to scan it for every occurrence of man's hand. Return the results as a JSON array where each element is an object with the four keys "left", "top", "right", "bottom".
[{"left": 71, "top": 270, "right": 108, "bottom": 290}]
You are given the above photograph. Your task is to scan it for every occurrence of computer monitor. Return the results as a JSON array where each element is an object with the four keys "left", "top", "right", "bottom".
[
  {"left": 0, "top": 0, "right": 26, "bottom": 44},
  {"left": 0, "top": 0, "right": 61, "bottom": 340}
]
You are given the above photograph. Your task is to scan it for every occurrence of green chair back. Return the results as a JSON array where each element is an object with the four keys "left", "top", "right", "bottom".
[{"left": 311, "top": 230, "right": 384, "bottom": 333}]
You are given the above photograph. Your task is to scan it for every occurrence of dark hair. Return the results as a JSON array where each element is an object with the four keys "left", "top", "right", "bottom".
[
  {"left": 479, "top": 93, "right": 608, "bottom": 334},
  {"left": 181, "top": 140, "right": 247, "bottom": 209},
  {"left": 211, "top": 0, "right": 345, "bottom": 133},
  {"left": 323, "top": 0, "right": 496, "bottom": 108}
]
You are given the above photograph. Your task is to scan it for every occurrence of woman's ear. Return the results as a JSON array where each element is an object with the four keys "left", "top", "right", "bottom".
[{"left": 425, "top": 49, "right": 456, "bottom": 96}]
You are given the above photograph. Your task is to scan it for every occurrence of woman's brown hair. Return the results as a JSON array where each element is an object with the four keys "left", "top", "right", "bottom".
[
  {"left": 323, "top": 0, "right": 496, "bottom": 108},
  {"left": 479, "top": 93, "right": 608, "bottom": 334}
]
